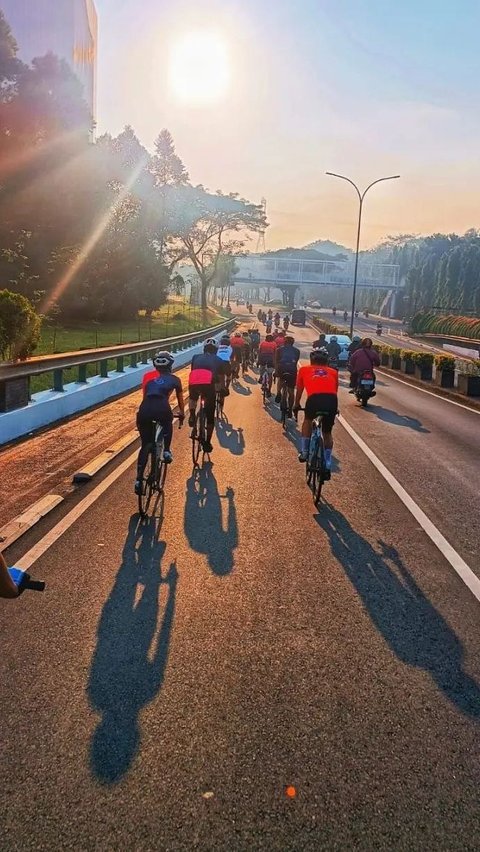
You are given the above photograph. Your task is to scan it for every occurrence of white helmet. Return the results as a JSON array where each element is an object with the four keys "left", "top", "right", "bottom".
[{"left": 153, "top": 351, "right": 174, "bottom": 369}]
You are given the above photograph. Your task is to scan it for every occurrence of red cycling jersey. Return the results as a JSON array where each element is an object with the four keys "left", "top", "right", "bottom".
[
  {"left": 258, "top": 340, "right": 277, "bottom": 358},
  {"left": 230, "top": 335, "right": 245, "bottom": 349},
  {"left": 296, "top": 364, "right": 339, "bottom": 397}
]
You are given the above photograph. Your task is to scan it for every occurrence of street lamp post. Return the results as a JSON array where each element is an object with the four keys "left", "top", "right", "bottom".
[{"left": 326, "top": 172, "right": 400, "bottom": 338}]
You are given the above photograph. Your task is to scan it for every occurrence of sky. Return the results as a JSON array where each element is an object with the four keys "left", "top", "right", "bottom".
[{"left": 94, "top": 0, "right": 480, "bottom": 250}]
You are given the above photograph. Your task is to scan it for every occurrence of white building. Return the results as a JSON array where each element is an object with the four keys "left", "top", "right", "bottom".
[{"left": 2, "top": 0, "right": 98, "bottom": 120}]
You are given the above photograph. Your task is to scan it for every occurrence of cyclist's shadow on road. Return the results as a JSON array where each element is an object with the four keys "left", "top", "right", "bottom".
[
  {"left": 316, "top": 503, "right": 480, "bottom": 718},
  {"left": 215, "top": 416, "right": 245, "bottom": 455},
  {"left": 87, "top": 514, "right": 178, "bottom": 784},
  {"left": 184, "top": 463, "right": 238, "bottom": 576}
]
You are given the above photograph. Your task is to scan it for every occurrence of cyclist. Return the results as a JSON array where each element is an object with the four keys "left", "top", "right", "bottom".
[
  {"left": 188, "top": 340, "right": 225, "bottom": 453},
  {"left": 230, "top": 330, "right": 245, "bottom": 378},
  {"left": 0, "top": 551, "right": 19, "bottom": 599},
  {"left": 267, "top": 309, "right": 273, "bottom": 321},
  {"left": 274, "top": 311, "right": 281, "bottom": 328},
  {"left": 265, "top": 319, "right": 273, "bottom": 334},
  {"left": 250, "top": 327, "right": 261, "bottom": 362},
  {"left": 275, "top": 334, "right": 300, "bottom": 413},
  {"left": 217, "top": 334, "right": 233, "bottom": 391},
  {"left": 257, "top": 308, "right": 263, "bottom": 322},
  {"left": 257, "top": 333, "right": 277, "bottom": 396},
  {"left": 283, "top": 315, "right": 290, "bottom": 331},
  {"left": 293, "top": 348, "right": 339, "bottom": 476},
  {"left": 135, "top": 351, "right": 185, "bottom": 494},
  {"left": 241, "top": 331, "right": 252, "bottom": 373}
]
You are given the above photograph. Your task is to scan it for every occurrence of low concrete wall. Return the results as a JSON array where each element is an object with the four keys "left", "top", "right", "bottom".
[{"left": 0, "top": 338, "right": 213, "bottom": 446}]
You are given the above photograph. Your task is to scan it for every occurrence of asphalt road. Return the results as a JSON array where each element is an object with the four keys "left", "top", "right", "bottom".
[{"left": 1, "top": 319, "right": 480, "bottom": 851}]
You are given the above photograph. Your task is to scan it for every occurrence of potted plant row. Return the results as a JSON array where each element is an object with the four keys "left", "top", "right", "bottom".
[
  {"left": 400, "top": 350, "right": 416, "bottom": 375},
  {"left": 434, "top": 354, "right": 455, "bottom": 388},
  {"left": 412, "top": 351, "right": 434, "bottom": 381},
  {"left": 457, "top": 364, "right": 480, "bottom": 397}
]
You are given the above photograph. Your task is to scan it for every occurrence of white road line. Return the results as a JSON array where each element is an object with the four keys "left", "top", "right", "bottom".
[
  {"left": 376, "top": 370, "right": 480, "bottom": 415},
  {"left": 16, "top": 450, "right": 138, "bottom": 572},
  {"left": 338, "top": 415, "right": 480, "bottom": 604}
]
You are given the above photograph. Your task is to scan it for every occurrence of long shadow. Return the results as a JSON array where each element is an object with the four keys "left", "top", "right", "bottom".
[
  {"left": 215, "top": 417, "right": 245, "bottom": 455},
  {"left": 87, "top": 514, "right": 178, "bottom": 784},
  {"left": 184, "top": 463, "right": 238, "bottom": 576},
  {"left": 366, "top": 405, "right": 430, "bottom": 433},
  {"left": 243, "top": 374, "right": 257, "bottom": 385},
  {"left": 231, "top": 381, "right": 252, "bottom": 396},
  {"left": 316, "top": 503, "right": 480, "bottom": 717}
]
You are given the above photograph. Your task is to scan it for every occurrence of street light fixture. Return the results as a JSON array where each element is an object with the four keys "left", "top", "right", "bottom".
[{"left": 326, "top": 172, "right": 400, "bottom": 338}]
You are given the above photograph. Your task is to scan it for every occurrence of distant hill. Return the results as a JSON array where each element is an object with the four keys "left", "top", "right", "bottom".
[{"left": 304, "top": 239, "right": 353, "bottom": 258}]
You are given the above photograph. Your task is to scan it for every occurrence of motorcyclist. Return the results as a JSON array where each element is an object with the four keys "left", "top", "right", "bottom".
[
  {"left": 312, "top": 332, "right": 327, "bottom": 349},
  {"left": 327, "top": 335, "right": 342, "bottom": 365},
  {"left": 332, "top": 306, "right": 337, "bottom": 317},
  {"left": 343, "top": 310, "right": 348, "bottom": 322},
  {"left": 283, "top": 315, "right": 290, "bottom": 330},
  {"left": 348, "top": 335, "right": 362, "bottom": 357},
  {"left": 349, "top": 338, "right": 380, "bottom": 394},
  {"left": 376, "top": 321, "right": 383, "bottom": 336}
]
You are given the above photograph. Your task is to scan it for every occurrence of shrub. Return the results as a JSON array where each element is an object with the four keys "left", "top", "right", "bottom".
[
  {"left": 401, "top": 349, "right": 417, "bottom": 361},
  {"left": 434, "top": 354, "right": 456, "bottom": 371},
  {"left": 389, "top": 347, "right": 401, "bottom": 358},
  {"left": 411, "top": 311, "right": 480, "bottom": 341},
  {"left": 0, "top": 289, "right": 41, "bottom": 361},
  {"left": 412, "top": 351, "right": 434, "bottom": 367}
]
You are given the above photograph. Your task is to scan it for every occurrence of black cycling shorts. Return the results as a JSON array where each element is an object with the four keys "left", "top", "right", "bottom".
[
  {"left": 189, "top": 384, "right": 216, "bottom": 424},
  {"left": 277, "top": 368, "right": 297, "bottom": 388},
  {"left": 304, "top": 393, "right": 338, "bottom": 431}
]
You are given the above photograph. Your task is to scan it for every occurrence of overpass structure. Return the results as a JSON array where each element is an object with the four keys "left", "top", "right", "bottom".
[{"left": 233, "top": 254, "right": 401, "bottom": 292}]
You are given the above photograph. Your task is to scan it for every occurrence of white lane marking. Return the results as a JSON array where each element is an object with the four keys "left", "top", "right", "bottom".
[
  {"left": 376, "top": 370, "right": 480, "bottom": 415},
  {"left": 338, "top": 415, "right": 480, "bottom": 604},
  {"left": 16, "top": 450, "right": 138, "bottom": 571}
]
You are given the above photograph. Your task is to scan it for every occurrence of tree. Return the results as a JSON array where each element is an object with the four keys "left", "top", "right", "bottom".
[
  {"left": 150, "top": 129, "right": 189, "bottom": 187},
  {"left": 166, "top": 190, "right": 267, "bottom": 309},
  {"left": 0, "top": 289, "right": 41, "bottom": 359}
]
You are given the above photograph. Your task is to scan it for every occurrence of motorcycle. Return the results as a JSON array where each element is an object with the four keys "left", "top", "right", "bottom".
[
  {"left": 355, "top": 370, "right": 376, "bottom": 406},
  {"left": 376, "top": 326, "right": 383, "bottom": 336}
]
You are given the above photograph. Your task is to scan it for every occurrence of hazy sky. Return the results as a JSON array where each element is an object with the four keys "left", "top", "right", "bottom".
[{"left": 95, "top": 0, "right": 480, "bottom": 250}]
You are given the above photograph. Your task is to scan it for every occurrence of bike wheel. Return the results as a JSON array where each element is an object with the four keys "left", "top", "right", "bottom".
[
  {"left": 191, "top": 418, "right": 201, "bottom": 466},
  {"left": 199, "top": 407, "right": 208, "bottom": 453},
  {"left": 156, "top": 437, "right": 168, "bottom": 494},
  {"left": 280, "top": 386, "right": 288, "bottom": 430},
  {"left": 306, "top": 434, "right": 318, "bottom": 489},
  {"left": 313, "top": 440, "right": 326, "bottom": 506},
  {"left": 138, "top": 449, "right": 154, "bottom": 517}
]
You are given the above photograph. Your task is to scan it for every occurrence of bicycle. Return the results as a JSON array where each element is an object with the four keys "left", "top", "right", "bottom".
[
  {"left": 241, "top": 349, "right": 250, "bottom": 375},
  {"left": 215, "top": 386, "right": 225, "bottom": 420},
  {"left": 138, "top": 415, "right": 182, "bottom": 517},
  {"left": 191, "top": 396, "right": 210, "bottom": 467},
  {"left": 231, "top": 356, "right": 241, "bottom": 382},
  {"left": 278, "top": 373, "right": 294, "bottom": 429},
  {"left": 295, "top": 408, "right": 331, "bottom": 506},
  {"left": 260, "top": 366, "right": 274, "bottom": 404}
]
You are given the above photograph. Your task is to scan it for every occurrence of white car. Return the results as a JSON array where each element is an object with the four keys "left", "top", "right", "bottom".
[{"left": 324, "top": 334, "right": 351, "bottom": 366}]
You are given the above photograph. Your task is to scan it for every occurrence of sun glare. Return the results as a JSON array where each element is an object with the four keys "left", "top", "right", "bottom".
[{"left": 168, "top": 31, "right": 230, "bottom": 106}]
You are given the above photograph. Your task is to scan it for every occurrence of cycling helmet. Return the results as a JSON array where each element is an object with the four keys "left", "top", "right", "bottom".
[
  {"left": 310, "top": 347, "right": 329, "bottom": 364},
  {"left": 220, "top": 335, "right": 230, "bottom": 345},
  {"left": 153, "top": 350, "right": 174, "bottom": 369},
  {"left": 242, "top": 331, "right": 249, "bottom": 338},
  {"left": 330, "top": 335, "right": 338, "bottom": 342},
  {"left": 205, "top": 338, "right": 217, "bottom": 346},
  {"left": 234, "top": 331, "right": 242, "bottom": 337},
  {"left": 204, "top": 339, "right": 218, "bottom": 353}
]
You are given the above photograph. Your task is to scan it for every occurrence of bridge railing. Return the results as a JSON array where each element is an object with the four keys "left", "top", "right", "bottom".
[{"left": 0, "top": 319, "right": 235, "bottom": 414}]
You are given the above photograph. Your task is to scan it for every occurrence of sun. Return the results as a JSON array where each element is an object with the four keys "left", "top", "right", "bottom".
[{"left": 168, "top": 31, "right": 230, "bottom": 106}]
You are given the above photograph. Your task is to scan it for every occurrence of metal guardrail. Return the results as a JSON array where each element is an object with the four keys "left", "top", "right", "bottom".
[{"left": 0, "top": 319, "right": 235, "bottom": 409}]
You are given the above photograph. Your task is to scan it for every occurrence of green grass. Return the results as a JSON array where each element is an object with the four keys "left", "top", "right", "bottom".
[{"left": 30, "top": 304, "right": 226, "bottom": 394}]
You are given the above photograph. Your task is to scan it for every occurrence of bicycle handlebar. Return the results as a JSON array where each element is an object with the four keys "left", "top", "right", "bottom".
[{"left": 8, "top": 567, "right": 46, "bottom": 594}]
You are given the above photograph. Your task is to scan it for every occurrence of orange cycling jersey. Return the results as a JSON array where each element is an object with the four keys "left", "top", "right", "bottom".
[{"left": 296, "top": 364, "right": 339, "bottom": 397}]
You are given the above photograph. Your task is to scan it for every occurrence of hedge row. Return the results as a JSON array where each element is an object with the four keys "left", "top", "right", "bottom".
[
  {"left": 410, "top": 311, "right": 480, "bottom": 340},
  {"left": 311, "top": 317, "right": 340, "bottom": 334}
]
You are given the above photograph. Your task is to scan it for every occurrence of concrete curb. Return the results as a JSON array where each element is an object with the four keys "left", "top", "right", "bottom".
[{"left": 0, "top": 494, "right": 64, "bottom": 549}]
